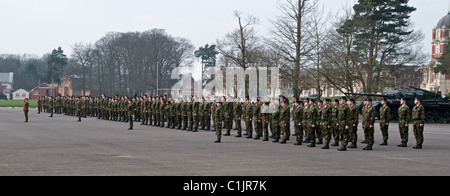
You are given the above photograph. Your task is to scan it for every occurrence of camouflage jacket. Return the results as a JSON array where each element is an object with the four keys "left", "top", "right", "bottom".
[{"left": 412, "top": 103, "right": 425, "bottom": 123}]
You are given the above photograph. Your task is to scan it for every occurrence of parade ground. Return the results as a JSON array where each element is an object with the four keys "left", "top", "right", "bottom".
[{"left": 1, "top": 108, "right": 449, "bottom": 176}]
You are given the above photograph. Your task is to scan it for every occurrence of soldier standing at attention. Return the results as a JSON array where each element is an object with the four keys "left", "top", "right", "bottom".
[
  {"left": 271, "top": 100, "right": 281, "bottom": 143},
  {"left": 316, "top": 100, "right": 324, "bottom": 145},
  {"left": 320, "top": 99, "right": 332, "bottom": 149},
  {"left": 192, "top": 96, "right": 200, "bottom": 132},
  {"left": 23, "top": 98, "right": 29, "bottom": 123},
  {"left": 214, "top": 101, "right": 223, "bottom": 143},
  {"left": 187, "top": 97, "right": 193, "bottom": 131},
  {"left": 348, "top": 98, "right": 359, "bottom": 148},
  {"left": 279, "top": 100, "right": 291, "bottom": 144},
  {"left": 222, "top": 96, "right": 233, "bottom": 136},
  {"left": 379, "top": 98, "right": 390, "bottom": 146},
  {"left": 331, "top": 99, "right": 340, "bottom": 146},
  {"left": 49, "top": 96, "right": 54, "bottom": 118},
  {"left": 37, "top": 97, "right": 42, "bottom": 114},
  {"left": 337, "top": 97, "right": 350, "bottom": 151},
  {"left": 397, "top": 98, "right": 411, "bottom": 147},
  {"left": 261, "top": 101, "right": 271, "bottom": 141},
  {"left": 412, "top": 97, "right": 425, "bottom": 149},
  {"left": 362, "top": 98, "right": 376, "bottom": 151},
  {"left": 128, "top": 99, "right": 134, "bottom": 130},
  {"left": 244, "top": 97, "right": 254, "bottom": 139},
  {"left": 302, "top": 99, "right": 310, "bottom": 143},
  {"left": 233, "top": 97, "right": 243, "bottom": 137},
  {"left": 253, "top": 98, "right": 262, "bottom": 140},
  {"left": 292, "top": 101, "right": 304, "bottom": 146}
]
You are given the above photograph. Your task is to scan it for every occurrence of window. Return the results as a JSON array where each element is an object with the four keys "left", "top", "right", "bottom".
[
  {"left": 15, "top": 93, "right": 19, "bottom": 97},
  {"left": 423, "top": 71, "right": 428, "bottom": 82},
  {"left": 34, "top": 91, "right": 39, "bottom": 95},
  {"left": 22, "top": 93, "right": 27, "bottom": 97}
]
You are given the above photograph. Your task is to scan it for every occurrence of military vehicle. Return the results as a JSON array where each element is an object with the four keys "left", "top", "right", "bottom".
[{"left": 345, "top": 86, "right": 450, "bottom": 123}]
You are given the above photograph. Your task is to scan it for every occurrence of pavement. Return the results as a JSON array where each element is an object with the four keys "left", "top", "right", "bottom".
[{"left": 1, "top": 108, "right": 450, "bottom": 176}]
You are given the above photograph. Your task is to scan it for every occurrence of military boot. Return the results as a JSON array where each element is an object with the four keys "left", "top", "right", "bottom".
[
  {"left": 272, "top": 138, "right": 279, "bottom": 143},
  {"left": 214, "top": 139, "right": 221, "bottom": 143},
  {"left": 363, "top": 145, "right": 373, "bottom": 151},
  {"left": 235, "top": 134, "right": 242, "bottom": 138},
  {"left": 321, "top": 143, "right": 330, "bottom": 149},
  {"left": 307, "top": 143, "right": 316, "bottom": 147},
  {"left": 280, "top": 139, "right": 287, "bottom": 144},
  {"left": 253, "top": 136, "right": 260, "bottom": 140},
  {"left": 262, "top": 137, "right": 269, "bottom": 141},
  {"left": 317, "top": 140, "right": 323, "bottom": 145},
  {"left": 337, "top": 146, "right": 347, "bottom": 151},
  {"left": 293, "top": 141, "right": 302, "bottom": 146},
  {"left": 413, "top": 145, "right": 422, "bottom": 149},
  {"left": 348, "top": 143, "right": 357, "bottom": 148},
  {"left": 380, "top": 140, "right": 388, "bottom": 146},
  {"left": 303, "top": 139, "right": 310, "bottom": 144},
  {"left": 331, "top": 142, "right": 339, "bottom": 147},
  {"left": 397, "top": 142, "right": 407, "bottom": 147},
  {"left": 224, "top": 131, "right": 231, "bottom": 136}
]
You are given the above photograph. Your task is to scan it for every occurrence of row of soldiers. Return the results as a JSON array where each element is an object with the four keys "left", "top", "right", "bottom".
[{"left": 37, "top": 94, "right": 426, "bottom": 150}]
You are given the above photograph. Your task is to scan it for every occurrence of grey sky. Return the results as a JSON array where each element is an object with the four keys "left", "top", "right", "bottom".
[{"left": 0, "top": 0, "right": 448, "bottom": 59}]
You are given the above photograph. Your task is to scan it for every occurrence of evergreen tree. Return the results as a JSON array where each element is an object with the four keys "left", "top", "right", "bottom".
[
  {"left": 437, "top": 43, "right": 450, "bottom": 75},
  {"left": 46, "top": 47, "right": 68, "bottom": 84}
]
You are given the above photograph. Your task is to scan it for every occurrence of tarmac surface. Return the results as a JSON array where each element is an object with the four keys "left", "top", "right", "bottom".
[{"left": 1, "top": 108, "right": 449, "bottom": 176}]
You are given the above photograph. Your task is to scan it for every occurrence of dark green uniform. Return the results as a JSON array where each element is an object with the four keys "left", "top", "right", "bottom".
[
  {"left": 379, "top": 105, "right": 391, "bottom": 142},
  {"left": 279, "top": 104, "right": 291, "bottom": 142},
  {"left": 348, "top": 104, "right": 359, "bottom": 145},
  {"left": 244, "top": 102, "right": 253, "bottom": 137},
  {"left": 338, "top": 103, "right": 350, "bottom": 149},
  {"left": 292, "top": 105, "right": 303, "bottom": 143},
  {"left": 320, "top": 104, "right": 332, "bottom": 145},
  {"left": 362, "top": 104, "right": 376, "bottom": 147},
  {"left": 253, "top": 102, "right": 262, "bottom": 139},
  {"left": 398, "top": 104, "right": 411, "bottom": 144},
  {"left": 306, "top": 105, "right": 318, "bottom": 145},
  {"left": 214, "top": 104, "right": 223, "bottom": 140},
  {"left": 271, "top": 105, "right": 281, "bottom": 141},
  {"left": 128, "top": 102, "right": 134, "bottom": 129},
  {"left": 233, "top": 102, "right": 243, "bottom": 135},
  {"left": 412, "top": 103, "right": 425, "bottom": 146}
]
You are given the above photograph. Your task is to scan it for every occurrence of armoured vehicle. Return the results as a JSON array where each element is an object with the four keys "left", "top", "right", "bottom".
[{"left": 345, "top": 86, "right": 450, "bottom": 123}]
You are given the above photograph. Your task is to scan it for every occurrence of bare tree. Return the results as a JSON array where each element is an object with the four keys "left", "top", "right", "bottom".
[{"left": 268, "top": 0, "right": 318, "bottom": 97}]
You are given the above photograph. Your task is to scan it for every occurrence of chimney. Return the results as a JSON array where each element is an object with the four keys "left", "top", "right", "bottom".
[{"left": 38, "top": 80, "right": 41, "bottom": 87}]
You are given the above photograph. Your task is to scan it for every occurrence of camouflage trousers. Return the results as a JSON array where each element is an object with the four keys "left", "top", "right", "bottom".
[
  {"left": 294, "top": 121, "right": 303, "bottom": 142},
  {"left": 399, "top": 121, "right": 409, "bottom": 143},
  {"left": 203, "top": 113, "right": 211, "bottom": 129},
  {"left": 234, "top": 116, "right": 242, "bottom": 135},
  {"left": 245, "top": 118, "right": 253, "bottom": 137},
  {"left": 182, "top": 114, "right": 188, "bottom": 129},
  {"left": 254, "top": 118, "right": 262, "bottom": 137},
  {"left": 332, "top": 122, "right": 340, "bottom": 143},
  {"left": 224, "top": 114, "right": 232, "bottom": 132},
  {"left": 280, "top": 121, "right": 290, "bottom": 140},
  {"left": 188, "top": 112, "right": 193, "bottom": 129},
  {"left": 380, "top": 121, "right": 389, "bottom": 141},
  {"left": 307, "top": 122, "right": 316, "bottom": 144},
  {"left": 262, "top": 119, "right": 270, "bottom": 139},
  {"left": 321, "top": 122, "right": 331, "bottom": 144},
  {"left": 413, "top": 121, "right": 424, "bottom": 145},
  {"left": 363, "top": 122, "right": 375, "bottom": 146},
  {"left": 349, "top": 124, "right": 358, "bottom": 144},
  {"left": 215, "top": 119, "right": 222, "bottom": 139},
  {"left": 271, "top": 120, "right": 280, "bottom": 139},
  {"left": 193, "top": 113, "right": 200, "bottom": 129},
  {"left": 338, "top": 121, "right": 349, "bottom": 146}
]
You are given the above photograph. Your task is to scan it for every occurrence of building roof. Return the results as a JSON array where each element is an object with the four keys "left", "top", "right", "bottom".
[
  {"left": 437, "top": 12, "right": 450, "bottom": 28},
  {"left": 0, "top": 72, "right": 14, "bottom": 83}
]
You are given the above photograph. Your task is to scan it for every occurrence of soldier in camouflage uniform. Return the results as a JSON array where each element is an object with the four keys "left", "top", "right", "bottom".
[
  {"left": 76, "top": 97, "right": 82, "bottom": 122},
  {"left": 204, "top": 98, "right": 212, "bottom": 131},
  {"left": 279, "top": 100, "right": 291, "bottom": 144},
  {"left": 159, "top": 98, "right": 166, "bottom": 127},
  {"left": 271, "top": 100, "right": 281, "bottom": 143},
  {"left": 331, "top": 99, "right": 340, "bottom": 146},
  {"left": 181, "top": 99, "right": 188, "bottom": 130},
  {"left": 306, "top": 99, "right": 318, "bottom": 147},
  {"left": 186, "top": 97, "right": 193, "bottom": 131},
  {"left": 337, "top": 97, "right": 350, "bottom": 151},
  {"left": 379, "top": 98, "right": 390, "bottom": 146},
  {"left": 302, "top": 99, "right": 310, "bottom": 143},
  {"left": 49, "top": 97, "right": 54, "bottom": 118},
  {"left": 214, "top": 101, "right": 223, "bottom": 143},
  {"left": 252, "top": 98, "right": 262, "bottom": 140},
  {"left": 316, "top": 100, "right": 324, "bottom": 145},
  {"left": 222, "top": 96, "right": 233, "bottom": 136},
  {"left": 233, "top": 98, "right": 243, "bottom": 137},
  {"left": 362, "top": 98, "right": 376, "bottom": 150},
  {"left": 412, "top": 97, "right": 425, "bottom": 149},
  {"left": 127, "top": 99, "right": 134, "bottom": 130},
  {"left": 192, "top": 96, "right": 200, "bottom": 132},
  {"left": 348, "top": 98, "right": 359, "bottom": 148},
  {"left": 261, "top": 101, "right": 271, "bottom": 141},
  {"left": 292, "top": 101, "right": 303, "bottom": 146},
  {"left": 320, "top": 99, "right": 332, "bottom": 149},
  {"left": 397, "top": 98, "right": 411, "bottom": 147},
  {"left": 244, "top": 97, "right": 253, "bottom": 139}
]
